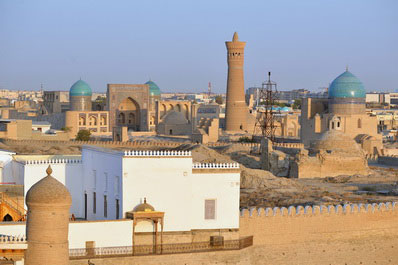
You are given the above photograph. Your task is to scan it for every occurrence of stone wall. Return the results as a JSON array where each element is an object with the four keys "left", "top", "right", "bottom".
[
  {"left": 378, "top": 155, "right": 398, "bottom": 167},
  {"left": 2, "top": 139, "right": 183, "bottom": 148},
  {"left": 69, "top": 202, "right": 398, "bottom": 265}
]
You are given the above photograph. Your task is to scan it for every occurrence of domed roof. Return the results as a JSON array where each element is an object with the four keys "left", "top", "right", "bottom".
[
  {"left": 145, "top": 80, "right": 161, "bottom": 97},
  {"left": 328, "top": 70, "right": 365, "bottom": 98},
  {"left": 133, "top": 198, "right": 155, "bottom": 212},
  {"left": 70, "top": 79, "right": 92, "bottom": 97},
  {"left": 26, "top": 166, "right": 72, "bottom": 206},
  {"left": 162, "top": 111, "right": 188, "bottom": 125},
  {"left": 313, "top": 130, "right": 363, "bottom": 153}
]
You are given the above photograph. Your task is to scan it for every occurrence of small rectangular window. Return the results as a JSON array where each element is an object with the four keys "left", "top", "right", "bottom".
[
  {"left": 104, "top": 173, "right": 108, "bottom": 192},
  {"left": 104, "top": 195, "right": 107, "bottom": 218},
  {"left": 205, "top": 199, "right": 216, "bottom": 220},
  {"left": 116, "top": 199, "right": 120, "bottom": 219},
  {"left": 114, "top": 176, "right": 119, "bottom": 195},
  {"left": 93, "top": 170, "right": 97, "bottom": 189},
  {"left": 93, "top": 192, "right": 96, "bottom": 214}
]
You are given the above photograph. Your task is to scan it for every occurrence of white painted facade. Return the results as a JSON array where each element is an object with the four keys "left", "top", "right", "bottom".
[
  {"left": 0, "top": 150, "right": 16, "bottom": 184},
  {"left": 0, "top": 220, "right": 133, "bottom": 249},
  {"left": 0, "top": 145, "right": 240, "bottom": 239},
  {"left": 81, "top": 146, "right": 241, "bottom": 232}
]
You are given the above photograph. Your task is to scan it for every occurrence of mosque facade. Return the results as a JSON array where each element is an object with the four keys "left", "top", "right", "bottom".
[{"left": 300, "top": 70, "right": 382, "bottom": 155}]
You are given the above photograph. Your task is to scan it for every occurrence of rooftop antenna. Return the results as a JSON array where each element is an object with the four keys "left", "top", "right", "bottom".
[
  {"left": 208, "top": 82, "right": 212, "bottom": 97},
  {"left": 252, "top": 71, "right": 280, "bottom": 145}
]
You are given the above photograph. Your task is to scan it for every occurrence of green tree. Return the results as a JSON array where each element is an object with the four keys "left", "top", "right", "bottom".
[
  {"left": 75, "top": 129, "right": 91, "bottom": 141},
  {"left": 61, "top": 127, "right": 71, "bottom": 132},
  {"left": 215, "top": 95, "right": 223, "bottom": 105},
  {"left": 292, "top": 99, "right": 302, "bottom": 109}
]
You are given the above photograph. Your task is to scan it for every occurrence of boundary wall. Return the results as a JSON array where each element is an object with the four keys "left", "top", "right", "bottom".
[
  {"left": 239, "top": 202, "right": 398, "bottom": 246},
  {"left": 377, "top": 155, "right": 398, "bottom": 167}
]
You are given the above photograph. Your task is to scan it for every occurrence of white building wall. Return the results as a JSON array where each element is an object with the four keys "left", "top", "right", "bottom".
[
  {"left": 82, "top": 147, "right": 123, "bottom": 221},
  {"left": 68, "top": 220, "right": 132, "bottom": 248},
  {"left": 191, "top": 172, "right": 240, "bottom": 229},
  {"left": 0, "top": 222, "right": 25, "bottom": 237},
  {"left": 0, "top": 220, "right": 133, "bottom": 249},
  {"left": 0, "top": 151, "right": 16, "bottom": 184},
  {"left": 122, "top": 156, "right": 193, "bottom": 232},
  {"left": 21, "top": 162, "right": 83, "bottom": 217}
]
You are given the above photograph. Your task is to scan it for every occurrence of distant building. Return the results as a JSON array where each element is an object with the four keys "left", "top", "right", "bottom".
[
  {"left": 301, "top": 70, "right": 382, "bottom": 155},
  {"left": 42, "top": 91, "right": 70, "bottom": 114}
]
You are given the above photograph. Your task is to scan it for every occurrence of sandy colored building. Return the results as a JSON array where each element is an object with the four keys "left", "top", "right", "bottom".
[
  {"left": 107, "top": 84, "right": 150, "bottom": 132},
  {"left": 273, "top": 112, "right": 301, "bottom": 138},
  {"left": 0, "top": 119, "right": 68, "bottom": 141},
  {"left": 225, "top": 32, "right": 251, "bottom": 132},
  {"left": 301, "top": 70, "right": 382, "bottom": 154},
  {"left": 42, "top": 91, "right": 70, "bottom": 114},
  {"left": 155, "top": 100, "right": 192, "bottom": 135},
  {"left": 65, "top": 111, "right": 110, "bottom": 138}
]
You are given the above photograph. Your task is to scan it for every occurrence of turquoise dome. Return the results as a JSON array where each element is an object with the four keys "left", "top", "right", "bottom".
[
  {"left": 328, "top": 70, "right": 365, "bottom": 98},
  {"left": 145, "top": 80, "right": 161, "bottom": 97},
  {"left": 70, "top": 79, "right": 92, "bottom": 97}
]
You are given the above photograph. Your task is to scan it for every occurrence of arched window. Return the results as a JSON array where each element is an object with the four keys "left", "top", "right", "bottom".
[
  {"left": 89, "top": 116, "right": 97, "bottom": 126},
  {"left": 79, "top": 116, "right": 86, "bottom": 126},
  {"left": 119, "top": 113, "right": 125, "bottom": 124},
  {"left": 128, "top": 113, "right": 135, "bottom": 124},
  {"left": 100, "top": 116, "right": 107, "bottom": 126}
]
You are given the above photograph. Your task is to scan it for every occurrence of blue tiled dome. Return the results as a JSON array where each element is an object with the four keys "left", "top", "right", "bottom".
[
  {"left": 70, "top": 79, "right": 92, "bottom": 97},
  {"left": 328, "top": 70, "right": 365, "bottom": 98},
  {"left": 145, "top": 80, "right": 161, "bottom": 97}
]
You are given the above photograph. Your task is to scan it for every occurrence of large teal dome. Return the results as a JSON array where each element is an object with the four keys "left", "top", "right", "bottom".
[
  {"left": 70, "top": 79, "right": 92, "bottom": 97},
  {"left": 145, "top": 80, "right": 161, "bottom": 97},
  {"left": 328, "top": 70, "right": 365, "bottom": 98}
]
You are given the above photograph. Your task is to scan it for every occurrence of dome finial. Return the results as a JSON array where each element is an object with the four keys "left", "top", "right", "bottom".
[
  {"left": 232, "top": 32, "right": 239, "bottom": 42},
  {"left": 144, "top": 197, "right": 147, "bottom": 203},
  {"left": 46, "top": 165, "right": 52, "bottom": 177},
  {"left": 346, "top": 65, "right": 349, "bottom": 72}
]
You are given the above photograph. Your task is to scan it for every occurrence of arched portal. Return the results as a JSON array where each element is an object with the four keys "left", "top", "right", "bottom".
[
  {"left": 117, "top": 98, "right": 141, "bottom": 130},
  {"left": 3, "top": 214, "right": 13, "bottom": 222}
]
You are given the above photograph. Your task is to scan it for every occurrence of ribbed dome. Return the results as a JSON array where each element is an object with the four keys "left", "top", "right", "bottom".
[
  {"left": 70, "top": 79, "right": 92, "bottom": 97},
  {"left": 328, "top": 70, "right": 365, "bottom": 98},
  {"left": 145, "top": 80, "right": 161, "bottom": 97},
  {"left": 162, "top": 111, "right": 188, "bottom": 125},
  {"left": 26, "top": 166, "right": 71, "bottom": 206},
  {"left": 133, "top": 198, "right": 155, "bottom": 212},
  {"left": 313, "top": 130, "right": 362, "bottom": 153}
]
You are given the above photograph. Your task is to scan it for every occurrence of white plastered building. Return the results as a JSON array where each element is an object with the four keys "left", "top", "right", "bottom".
[{"left": 0, "top": 145, "right": 241, "bottom": 236}]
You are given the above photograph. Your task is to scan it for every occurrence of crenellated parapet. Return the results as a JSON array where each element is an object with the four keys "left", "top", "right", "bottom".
[
  {"left": 123, "top": 150, "right": 191, "bottom": 157},
  {"left": 192, "top": 163, "right": 239, "bottom": 169},
  {"left": 23, "top": 159, "right": 82, "bottom": 165},
  {"left": 240, "top": 202, "right": 397, "bottom": 218}
]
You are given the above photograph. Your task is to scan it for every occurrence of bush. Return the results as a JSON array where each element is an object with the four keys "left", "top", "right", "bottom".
[
  {"left": 238, "top": 136, "right": 256, "bottom": 143},
  {"left": 215, "top": 95, "right": 223, "bottom": 105},
  {"left": 76, "top": 129, "right": 91, "bottom": 141}
]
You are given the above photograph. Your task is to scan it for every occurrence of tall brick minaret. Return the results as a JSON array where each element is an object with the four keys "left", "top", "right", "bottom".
[{"left": 225, "top": 32, "right": 247, "bottom": 132}]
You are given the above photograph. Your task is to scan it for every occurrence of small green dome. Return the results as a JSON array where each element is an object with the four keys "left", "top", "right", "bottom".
[
  {"left": 145, "top": 80, "right": 161, "bottom": 97},
  {"left": 70, "top": 79, "right": 92, "bottom": 97},
  {"left": 328, "top": 70, "right": 365, "bottom": 98}
]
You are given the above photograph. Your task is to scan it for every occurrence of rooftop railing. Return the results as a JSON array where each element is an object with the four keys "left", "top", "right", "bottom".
[
  {"left": 69, "top": 236, "right": 253, "bottom": 259},
  {"left": 123, "top": 150, "right": 191, "bottom": 157},
  {"left": 192, "top": 163, "right": 240, "bottom": 169}
]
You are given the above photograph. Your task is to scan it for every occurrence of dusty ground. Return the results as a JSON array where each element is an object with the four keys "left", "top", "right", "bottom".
[{"left": 1, "top": 140, "right": 397, "bottom": 208}]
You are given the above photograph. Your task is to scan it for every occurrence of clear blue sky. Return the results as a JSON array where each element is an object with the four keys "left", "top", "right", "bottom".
[{"left": 0, "top": 0, "right": 397, "bottom": 93}]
